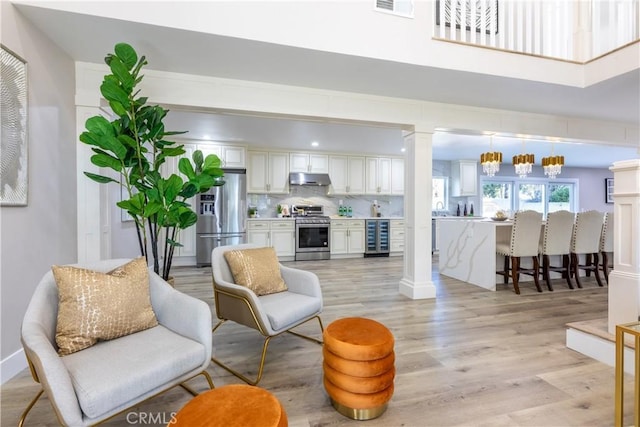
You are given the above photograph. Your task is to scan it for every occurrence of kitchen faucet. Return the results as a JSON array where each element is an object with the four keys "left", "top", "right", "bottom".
[{"left": 435, "top": 201, "right": 444, "bottom": 211}]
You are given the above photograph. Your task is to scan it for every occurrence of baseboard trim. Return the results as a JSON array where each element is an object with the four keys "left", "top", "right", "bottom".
[{"left": 1, "top": 348, "right": 28, "bottom": 384}]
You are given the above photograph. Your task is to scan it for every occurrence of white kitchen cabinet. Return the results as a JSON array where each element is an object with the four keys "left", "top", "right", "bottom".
[
  {"left": 329, "top": 155, "right": 366, "bottom": 195},
  {"left": 391, "top": 158, "right": 404, "bottom": 195},
  {"left": 222, "top": 146, "right": 246, "bottom": 168},
  {"left": 330, "top": 219, "right": 365, "bottom": 256},
  {"left": 247, "top": 220, "right": 295, "bottom": 259},
  {"left": 390, "top": 219, "right": 405, "bottom": 256},
  {"left": 247, "top": 151, "right": 289, "bottom": 194},
  {"left": 366, "top": 157, "right": 392, "bottom": 195},
  {"left": 289, "top": 152, "right": 329, "bottom": 173},
  {"left": 451, "top": 160, "right": 478, "bottom": 197},
  {"left": 198, "top": 143, "right": 246, "bottom": 168}
]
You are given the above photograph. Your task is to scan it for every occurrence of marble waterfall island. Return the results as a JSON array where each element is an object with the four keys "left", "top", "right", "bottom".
[{"left": 437, "top": 218, "right": 522, "bottom": 291}]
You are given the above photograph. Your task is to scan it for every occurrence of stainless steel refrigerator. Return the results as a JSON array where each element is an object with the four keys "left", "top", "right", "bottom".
[{"left": 196, "top": 169, "right": 247, "bottom": 266}]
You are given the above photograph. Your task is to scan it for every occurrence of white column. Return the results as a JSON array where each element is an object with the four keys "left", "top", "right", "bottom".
[
  {"left": 608, "top": 159, "right": 640, "bottom": 334},
  {"left": 399, "top": 131, "right": 437, "bottom": 299}
]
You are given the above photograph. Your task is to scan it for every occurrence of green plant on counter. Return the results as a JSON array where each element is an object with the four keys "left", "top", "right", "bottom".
[
  {"left": 276, "top": 204, "right": 283, "bottom": 214},
  {"left": 79, "top": 42, "right": 225, "bottom": 280}
]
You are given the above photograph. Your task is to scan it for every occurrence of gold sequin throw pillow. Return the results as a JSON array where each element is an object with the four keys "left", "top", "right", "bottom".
[
  {"left": 223, "top": 247, "right": 288, "bottom": 296},
  {"left": 53, "top": 257, "right": 158, "bottom": 356}
]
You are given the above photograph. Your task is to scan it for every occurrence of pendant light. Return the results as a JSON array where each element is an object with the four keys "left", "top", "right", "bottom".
[
  {"left": 513, "top": 138, "right": 534, "bottom": 178},
  {"left": 542, "top": 141, "right": 564, "bottom": 179},
  {"left": 480, "top": 134, "right": 502, "bottom": 177}
]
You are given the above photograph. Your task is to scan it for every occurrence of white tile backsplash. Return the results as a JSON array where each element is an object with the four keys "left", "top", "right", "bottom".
[{"left": 249, "top": 186, "right": 403, "bottom": 218}]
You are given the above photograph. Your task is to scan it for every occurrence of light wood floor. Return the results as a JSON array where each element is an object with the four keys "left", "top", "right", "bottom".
[{"left": 3, "top": 256, "right": 635, "bottom": 426}]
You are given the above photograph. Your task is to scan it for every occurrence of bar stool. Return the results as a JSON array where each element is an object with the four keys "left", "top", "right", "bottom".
[
  {"left": 570, "top": 210, "right": 605, "bottom": 288},
  {"left": 496, "top": 210, "right": 543, "bottom": 294},
  {"left": 538, "top": 210, "right": 575, "bottom": 291},
  {"left": 600, "top": 212, "right": 614, "bottom": 283}
]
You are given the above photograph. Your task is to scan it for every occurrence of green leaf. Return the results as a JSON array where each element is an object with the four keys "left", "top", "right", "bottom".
[
  {"left": 164, "top": 175, "right": 183, "bottom": 203},
  {"left": 109, "top": 100, "right": 128, "bottom": 117},
  {"left": 192, "top": 150, "right": 204, "bottom": 170},
  {"left": 79, "top": 131, "right": 101, "bottom": 147},
  {"left": 203, "top": 154, "right": 222, "bottom": 171},
  {"left": 181, "top": 182, "right": 199, "bottom": 199},
  {"left": 167, "top": 239, "right": 184, "bottom": 248},
  {"left": 100, "top": 80, "right": 130, "bottom": 108},
  {"left": 85, "top": 116, "right": 114, "bottom": 137},
  {"left": 178, "top": 210, "right": 197, "bottom": 229},
  {"left": 143, "top": 201, "right": 163, "bottom": 217},
  {"left": 102, "top": 135, "right": 127, "bottom": 160},
  {"left": 91, "top": 153, "right": 122, "bottom": 171},
  {"left": 117, "top": 134, "right": 138, "bottom": 149},
  {"left": 84, "top": 172, "right": 118, "bottom": 184},
  {"left": 108, "top": 56, "right": 135, "bottom": 92},
  {"left": 178, "top": 158, "right": 196, "bottom": 180},
  {"left": 114, "top": 43, "right": 138, "bottom": 70}
]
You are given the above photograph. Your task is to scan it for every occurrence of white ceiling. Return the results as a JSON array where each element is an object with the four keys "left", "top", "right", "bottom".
[{"left": 13, "top": 2, "right": 640, "bottom": 168}]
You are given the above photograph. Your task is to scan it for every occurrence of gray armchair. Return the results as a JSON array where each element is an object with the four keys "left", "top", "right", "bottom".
[
  {"left": 211, "top": 244, "right": 324, "bottom": 385},
  {"left": 20, "top": 259, "right": 214, "bottom": 427}
]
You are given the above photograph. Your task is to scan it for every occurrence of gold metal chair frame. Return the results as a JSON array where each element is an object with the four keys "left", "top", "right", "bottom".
[
  {"left": 18, "top": 355, "right": 214, "bottom": 427},
  {"left": 211, "top": 287, "right": 324, "bottom": 386}
]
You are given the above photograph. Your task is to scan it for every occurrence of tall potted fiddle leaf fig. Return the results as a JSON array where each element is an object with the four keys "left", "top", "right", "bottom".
[{"left": 80, "top": 42, "right": 225, "bottom": 280}]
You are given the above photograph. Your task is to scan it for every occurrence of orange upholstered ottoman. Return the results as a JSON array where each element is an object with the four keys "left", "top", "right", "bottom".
[
  {"left": 323, "top": 317, "right": 395, "bottom": 420},
  {"left": 171, "top": 384, "right": 287, "bottom": 427}
]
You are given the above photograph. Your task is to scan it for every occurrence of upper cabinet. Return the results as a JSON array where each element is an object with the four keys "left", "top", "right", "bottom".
[
  {"left": 391, "top": 158, "right": 404, "bottom": 195},
  {"left": 366, "top": 157, "right": 391, "bottom": 195},
  {"left": 451, "top": 160, "right": 478, "bottom": 196},
  {"left": 247, "top": 151, "right": 290, "bottom": 193},
  {"left": 289, "top": 152, "right": 329, "bottom": 173},
  {"left": 197, "top": 143, "right": 246, "bottom": 168},
  {"left": 366, "top": 157, "right": 393, "bottom": 195},
  {"left": 328, "top": 155, "right": 365, "bottom": 195}
]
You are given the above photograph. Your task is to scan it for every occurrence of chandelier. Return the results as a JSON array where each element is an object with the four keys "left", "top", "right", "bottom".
[
  {"left": 480, "top": 134, "right": 502, "bottom": 177},
  {"left": 513, "top": 138, "right": 534, "bottom": 178},
  {"left": 542, "top": 155, "right": 564, "bottom": 178}
]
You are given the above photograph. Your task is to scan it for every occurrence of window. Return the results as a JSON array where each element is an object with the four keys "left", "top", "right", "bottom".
[
  {"left": 481, "top": 177, "right": 577, "bottom": 218},
  {"left": 432, "top": 176, "right": 448, "bottom": 211},
  {"left": 518, "top": 183, "right": 545, "bottom": 214}
]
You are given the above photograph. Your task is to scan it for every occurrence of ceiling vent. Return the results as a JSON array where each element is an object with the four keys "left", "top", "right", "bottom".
[{"left": 374, "top": 0, "right": 414, "bottom": 17}]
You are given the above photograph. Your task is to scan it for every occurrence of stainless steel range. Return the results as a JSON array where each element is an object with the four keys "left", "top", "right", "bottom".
[{"left": 292, "top": 205, "right": 330, "bottom": 261}]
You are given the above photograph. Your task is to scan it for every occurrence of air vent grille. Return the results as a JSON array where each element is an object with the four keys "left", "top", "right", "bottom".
[
  {"left": 376, "top": 0, "right": 394, "bottom": 11},
  {"left": 374, "top": 0, "right": 414, "bottom": 17}
]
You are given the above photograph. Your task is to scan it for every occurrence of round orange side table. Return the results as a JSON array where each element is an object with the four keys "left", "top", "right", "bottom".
[
  {"left": 171, "top": 384, "right": 287, "bottom": 427},
  {"left": 323, "top": 317, "right": 395, "bottom": 420}
]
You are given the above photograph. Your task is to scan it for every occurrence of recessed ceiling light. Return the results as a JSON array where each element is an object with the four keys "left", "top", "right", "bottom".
[
  {"left": 401, "top": 148, "right": 406, "bottom": 152},
  {"left": 311, "top": 141, "right": 319, "bottom": 147}
]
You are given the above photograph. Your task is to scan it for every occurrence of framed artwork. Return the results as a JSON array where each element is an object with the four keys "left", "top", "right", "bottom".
[
  {"left": 605, "top": 178, "right": 614, "bottom": 204},
  {"left": 1, "top": 45, "right": 28, "bottom": 206},
  {"left": 436, "top": 0, "right": 499, "bottom": 34}
]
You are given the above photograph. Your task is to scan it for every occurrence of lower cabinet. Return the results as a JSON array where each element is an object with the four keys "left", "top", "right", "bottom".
[
  {"left": 390, "top": 219, "right": 405, "bottom": 256},
  {"left": 247, "top": 220, "right": 295, "bottom": 260},
  {"left": 330, "top": 219, "right": 366, "bottom": 257}
]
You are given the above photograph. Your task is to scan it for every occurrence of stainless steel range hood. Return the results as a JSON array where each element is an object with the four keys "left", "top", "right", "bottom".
[{"left": 289, "top": 172, "right": 332, "bottom": 186}]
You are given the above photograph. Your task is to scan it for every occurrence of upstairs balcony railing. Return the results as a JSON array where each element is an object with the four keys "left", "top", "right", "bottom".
[{"left": 434, "top": 0, "right": 640, "bottom": 62}]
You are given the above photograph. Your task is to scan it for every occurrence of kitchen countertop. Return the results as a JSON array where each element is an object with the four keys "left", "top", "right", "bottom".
[
  {"left": 433, "top": 216, "right": 486, "bottom": 220},
  {"left": 248, "top": 216, "right": 404, "bottom": 220}
]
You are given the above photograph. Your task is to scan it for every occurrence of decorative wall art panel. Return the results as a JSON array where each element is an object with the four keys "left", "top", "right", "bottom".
[
  {"left": 436, "top": 0, "right": 499, "bottom": 34},
  {"left": 1, "top": 45, "right": 28, "bottom": 206}
]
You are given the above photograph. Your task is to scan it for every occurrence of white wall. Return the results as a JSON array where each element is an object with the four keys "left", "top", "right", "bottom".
[
  {"left": 0, "top": 2, "right": 77, "bottom": 382},
  {"left": 16, "top": 0, "right": 636, "bottom": 88}
]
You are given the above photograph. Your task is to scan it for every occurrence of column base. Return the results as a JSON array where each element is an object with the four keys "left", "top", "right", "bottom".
[
  {"left": 608, "top": 270, "right": 640, "bottom": 334},
  {"left": 398, "top": 278, "right": 436, "bottom": 299}
]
